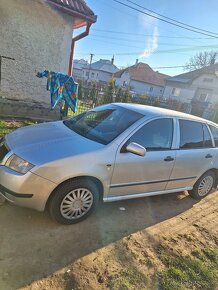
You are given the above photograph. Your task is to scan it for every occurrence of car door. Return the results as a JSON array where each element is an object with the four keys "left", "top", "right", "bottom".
[
  {"left": 166, "top": 119, "right": 215, "bottom": 190},
  {"left": 109, "top": 117, "right": 176, "bottom": 198}
]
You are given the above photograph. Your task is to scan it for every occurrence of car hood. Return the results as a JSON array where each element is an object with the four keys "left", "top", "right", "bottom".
[{"left": 5, "top": 121, "right": 104, "bottom": 165}]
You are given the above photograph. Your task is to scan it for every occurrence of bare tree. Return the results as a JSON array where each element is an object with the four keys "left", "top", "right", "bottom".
[{"left": 185, "top": 51, "right": 217, "bottom": 71}]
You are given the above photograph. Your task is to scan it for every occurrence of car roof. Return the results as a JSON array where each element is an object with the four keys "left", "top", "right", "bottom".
[{"left": 114, "top": 102, "right": 217, "bottom": 125}]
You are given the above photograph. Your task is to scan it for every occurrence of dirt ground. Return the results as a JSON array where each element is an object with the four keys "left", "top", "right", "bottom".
[{"left": 0, "top": 189, "right": 217, "bottom": 290}]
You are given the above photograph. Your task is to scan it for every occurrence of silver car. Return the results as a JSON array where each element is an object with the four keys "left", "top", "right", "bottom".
[{"left": 0, "top": 103, "right": 218, "bottom": 224}]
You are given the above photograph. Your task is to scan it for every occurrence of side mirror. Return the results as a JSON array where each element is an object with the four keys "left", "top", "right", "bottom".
[{"left": 126, "top": 142, "right": 146, "bottom": 157}]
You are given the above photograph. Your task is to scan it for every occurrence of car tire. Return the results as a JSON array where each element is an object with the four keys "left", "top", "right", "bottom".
[
  {"left": 49, "top": 178, "right": 99, "bottom": 225},
  {"left": 189, "top": 171, "right": 215, "bottom": 200}
]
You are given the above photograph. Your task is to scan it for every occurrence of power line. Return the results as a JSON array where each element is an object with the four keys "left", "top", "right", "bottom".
[
  {"left": 89, "top": 37, "right": 187, "bottom": 49},
  {"left": 125, "top": 0, "right": 218, "bottom": 37},
  {"left": 92, "top": 28, "right": 214, "bottom": 40},
  {"left": 88, "top": 38, "right": 194, "bottom": 57},
  {"left": 152, "top": 65, "right": 189, "bottom": 69},
  {"left": 90, "top": 34, "right": 208, "bottom": 46},
  {"left": 89, "top": 37, "right": 144, "bottom": 49},
  {"left": 76, "top": 44, "right": 218, "bottom": 56},
  {"left": 111, "top": 0, "right": 218, "bottom": 38}
]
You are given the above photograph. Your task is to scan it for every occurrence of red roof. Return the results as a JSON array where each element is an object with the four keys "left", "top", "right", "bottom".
[
  {"left": 114, "top": 63, "right": 169, "bottom": 87},
  {"left": 46, "top": 0, "right": 97, "bottom": 26}
]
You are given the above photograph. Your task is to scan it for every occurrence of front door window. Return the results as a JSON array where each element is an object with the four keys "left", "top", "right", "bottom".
[{"left": 128, "top": 118, "right": 173, "bottom": 151}]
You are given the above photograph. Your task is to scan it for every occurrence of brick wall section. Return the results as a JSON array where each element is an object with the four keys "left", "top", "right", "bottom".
[{"left": 0, "top": 0, "right": 74, "bottom": 118}]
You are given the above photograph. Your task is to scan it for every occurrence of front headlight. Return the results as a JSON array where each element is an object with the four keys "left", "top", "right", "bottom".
[{"left": 6, "top": 154, "right": 34, "bottom": 174}]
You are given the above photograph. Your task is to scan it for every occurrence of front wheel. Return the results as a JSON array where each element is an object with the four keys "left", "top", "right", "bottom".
[
  {"left": 49, "top": 179, "right": 99, "bottom": 225},
  {"left": 189, "top": 171, "right": 215, "bottom": 200}
]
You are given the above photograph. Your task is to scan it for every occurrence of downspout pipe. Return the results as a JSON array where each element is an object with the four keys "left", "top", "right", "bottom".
[
  {"left": 68, "top": 23, "right": 91, "bottom": 76},
  {"left": 63, "top": 23, "right": 91, "bottom": 117}
]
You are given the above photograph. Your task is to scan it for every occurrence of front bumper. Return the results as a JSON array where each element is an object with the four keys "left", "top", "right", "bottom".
[{"left": 0, "top": 165, "right": 57, "bottom": 211}]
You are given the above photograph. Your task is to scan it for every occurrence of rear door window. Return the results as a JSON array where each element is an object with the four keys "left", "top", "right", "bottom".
[{"left": 179, "top": 120, "right": 204, "bottom": 149}]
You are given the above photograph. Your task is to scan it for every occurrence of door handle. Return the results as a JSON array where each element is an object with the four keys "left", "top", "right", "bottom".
[
  {"left": 164, "top": 156, "right": 174, "bottom": 162},
  {"left": 205, "top": 154, "right": 213, "bottom": 159}
]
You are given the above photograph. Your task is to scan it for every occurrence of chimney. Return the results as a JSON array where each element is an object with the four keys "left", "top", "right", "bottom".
[
  {"left": 111, "top": 55, "right": 114, "bottom": 65},
  {"left": 135, "top": 59, "right": 139, "bottom": 64}
]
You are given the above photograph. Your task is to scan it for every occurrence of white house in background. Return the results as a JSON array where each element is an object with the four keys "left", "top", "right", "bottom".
[
  {"left": 82, "top": 58, "right": 119, "bottom": 84},
  {"left": 73, "top": 59, "right": 89, "bottom": 79},
  {"left": 163, "top": 63, "right": 218, "bottom": 118},
  {"left": 114, "top": 62, "right": 169, "bottom": 97},
  {"left": 163, "top": 63, "right": 218, "bottom": 105}
]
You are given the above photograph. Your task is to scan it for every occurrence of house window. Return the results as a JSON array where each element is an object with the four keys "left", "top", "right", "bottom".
[
  {"left": 85, "top": 71, "right": 89, "bottom": 77},
  {"left": 195, "top": 88, "right": 212, "bottom": 102},
  {"left": 203, "top": 78, "right": 213, "bottom": 83},
  {"left": 149, "top": 87, "right": 153, "bottom": 92},
  {"left": 91, "top": 72, "right": 95, "bottom": 78},
  {"left": 199, "top": 93, "right": 209, "bottom": 101},
  {"left": 172, "top": 88, "right": 180, "bottom": 96}
]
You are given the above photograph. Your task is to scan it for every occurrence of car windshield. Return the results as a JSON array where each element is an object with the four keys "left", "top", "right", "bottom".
[{"left": 63, "top": 105, "right": 143, "bottom": 145}]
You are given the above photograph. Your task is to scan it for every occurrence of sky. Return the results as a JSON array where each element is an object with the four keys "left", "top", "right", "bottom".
[{"left": 74, "top": 0, "right": 218, "bottom": 76}]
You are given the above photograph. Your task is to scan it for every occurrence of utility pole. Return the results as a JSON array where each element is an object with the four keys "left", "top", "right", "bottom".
[
  {"left": 87, "top": 53, "right": 94, "bottom": 82},
  {"left": 87, "top": 53, "right": 94, "bottom": 99}
]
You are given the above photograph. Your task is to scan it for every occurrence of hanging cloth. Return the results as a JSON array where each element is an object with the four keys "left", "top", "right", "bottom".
[{"left": 37, "top": 70, "right": 78, "bottom": 112}]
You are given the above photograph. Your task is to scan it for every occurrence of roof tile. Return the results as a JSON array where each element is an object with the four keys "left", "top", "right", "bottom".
[
  {"left": 47, "top": 0, "right": 97, "bottom": 23},
  {"left": 114, "top": 63, "right": 169, "bottom": 87},
  {"left": 166, "top": 63, "right": 218, "bottom": 83}
]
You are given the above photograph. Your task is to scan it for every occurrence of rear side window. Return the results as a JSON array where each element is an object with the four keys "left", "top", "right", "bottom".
[
  {"left": 209, "top": 125, "right": 218, "bottom": 147},
  {"left": 202, "top": 124, "right": 212, "bottom": 147},
  {"left": 128, "top": 118, "right": 173, "bottom": 150},
  {"left": 179, "top": 120, "right": 204, "bottom": 149}
]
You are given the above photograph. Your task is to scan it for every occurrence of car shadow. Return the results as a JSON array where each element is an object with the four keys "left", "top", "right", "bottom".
[{"left": 0, "top": 191, "right": 197, "bottom": 289}]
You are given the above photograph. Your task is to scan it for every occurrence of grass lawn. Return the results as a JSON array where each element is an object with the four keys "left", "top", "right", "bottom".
[
  {"left": 104, "top": 238, "right": 218, "bottom": 290},
  {"left": 158, "top": 247, "right": 218, "bottom": 290},
  {"left": 0, "top": 119, "right": 35, "bottom": 137}
]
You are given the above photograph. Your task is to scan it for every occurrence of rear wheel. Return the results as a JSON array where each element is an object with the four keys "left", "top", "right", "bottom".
[
  {"left": 49, "top": 179, "right": 99, "bottom": 225},
  {"left": 189, "top": 171, "right": 215, "bottom": 200}
]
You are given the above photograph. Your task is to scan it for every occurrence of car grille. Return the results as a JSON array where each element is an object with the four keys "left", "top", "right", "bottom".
[{"left": 0, "top": 141, "right": 9, "bottom": 163}]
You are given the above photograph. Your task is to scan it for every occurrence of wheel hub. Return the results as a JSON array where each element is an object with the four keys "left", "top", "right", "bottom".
[
  {"left": 72, "top": 199, "right": 83, "bottom": 210},
  {"left": 60, "top": 188, "right": 93, "bottom": 220},
  {"left": 198, "top": 176, "right": 213, "bottom": 197}
]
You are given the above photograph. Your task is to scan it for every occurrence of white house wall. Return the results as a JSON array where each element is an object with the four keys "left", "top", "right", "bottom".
[
  {"left": 130, "top": 80, "right": 164, "bottom": 96},
  {"left": 73, "top": 68, "right": 83, "bottom": 79},
  {"left": 0, "top": 0, "right": 73, "bottom": 105},
  {"left": 115, "top": 71, "right": 131, "bottom": 87},
  {"left": 163, "top": 85, "right": 195, "bottom": 103},
  {"left": 191, "top": 74, "right": 218, "bottom": 104},
  {"left": 115, "top": 72, "right": 164, "bottom": 96},
  {"left": 82, "top": 69, "right": 112, "bottom": 83},
  {"left": 163, "top": 73, "right": 218, "bottom": 104}
]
